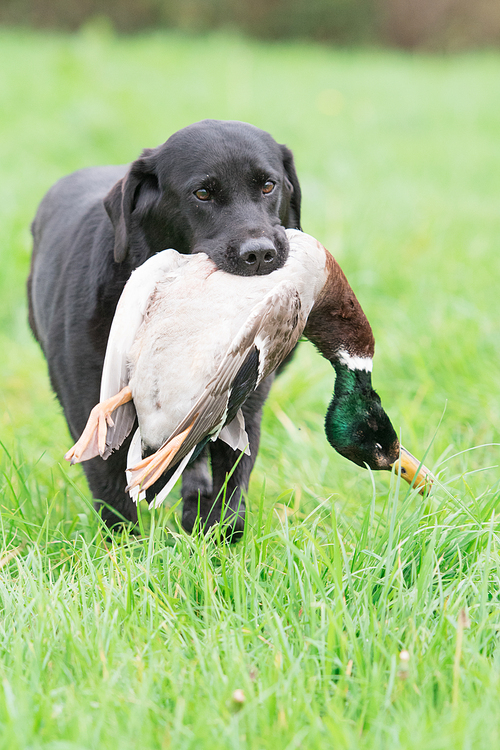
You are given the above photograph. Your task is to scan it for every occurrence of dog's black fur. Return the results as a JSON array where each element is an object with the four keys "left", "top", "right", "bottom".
[{"left": 28, "top": 120, "right": 301, "bottom": 536}]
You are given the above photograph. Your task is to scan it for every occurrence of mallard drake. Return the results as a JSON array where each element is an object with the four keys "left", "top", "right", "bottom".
[{"left": 65, "top": 229, "right": 433, "bottom": 505}]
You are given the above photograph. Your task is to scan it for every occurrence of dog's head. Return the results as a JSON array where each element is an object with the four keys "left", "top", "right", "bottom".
[{"left": 104, "top": 120, "right": 301, "bottom": 276}]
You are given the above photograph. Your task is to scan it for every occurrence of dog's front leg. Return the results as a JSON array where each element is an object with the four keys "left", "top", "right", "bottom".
[{"left": 181, "top": 374, "right": 275, "bottom": 541}]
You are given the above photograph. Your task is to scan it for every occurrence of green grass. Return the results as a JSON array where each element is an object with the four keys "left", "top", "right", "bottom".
[{"left": 1, "top": 25, "right": 500, "bottom": 748}]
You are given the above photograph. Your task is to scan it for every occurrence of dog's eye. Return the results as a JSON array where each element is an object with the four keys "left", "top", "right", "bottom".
[
  {"left": 262, "top": 181, "right": 275, "bottom": 195},
  {"left": 194, "top": 188, "right": 211, "bottom": 201}
]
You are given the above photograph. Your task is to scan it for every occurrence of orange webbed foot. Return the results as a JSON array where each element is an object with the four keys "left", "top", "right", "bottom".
[{"left": 65, "top": 386, "right": 133, "bottom": 464}]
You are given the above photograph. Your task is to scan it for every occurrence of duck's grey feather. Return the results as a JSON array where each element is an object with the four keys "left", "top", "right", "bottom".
[
  {"left": 218, "top": 409, "right": 248, "bottom": 453},
  {"left": 100, "top": 402, "right": 136, "bottom": 460}
]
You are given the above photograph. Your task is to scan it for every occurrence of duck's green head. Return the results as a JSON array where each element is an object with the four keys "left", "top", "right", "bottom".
[
  {"left": 326, "top": 357, "right": 432, "bottom": 492},
  {"left": 326, "top": 361, "right": 399, "bottom": 470}
]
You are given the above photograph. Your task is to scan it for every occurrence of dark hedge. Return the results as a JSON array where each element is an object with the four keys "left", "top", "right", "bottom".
[{"left": 0, "top": 0, "right": 499, "bottom": 49}]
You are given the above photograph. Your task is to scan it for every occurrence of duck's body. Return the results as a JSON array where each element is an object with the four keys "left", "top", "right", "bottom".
[
  {"left": 124, "top": 231, "right": 326, "bottom": 453},
  {"left": 66, "top": 229, "right": 432, "bottom": 509}
]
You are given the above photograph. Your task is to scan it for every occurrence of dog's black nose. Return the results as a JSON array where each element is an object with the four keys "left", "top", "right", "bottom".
[{"left": 238, "top": 238, "right": 278, "bottom": 275}]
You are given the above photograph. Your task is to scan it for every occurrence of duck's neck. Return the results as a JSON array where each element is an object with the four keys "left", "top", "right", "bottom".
[{"left": 303, "top": 251, "right": 375, "bottom": 363}]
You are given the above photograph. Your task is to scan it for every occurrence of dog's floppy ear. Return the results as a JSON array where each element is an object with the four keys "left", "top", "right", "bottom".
[
  {"left": 103, "top": 148, "right": 160, "bottom": 263},
  {"left": 280, "top": 144, "right": 302, "bottom": 231}
]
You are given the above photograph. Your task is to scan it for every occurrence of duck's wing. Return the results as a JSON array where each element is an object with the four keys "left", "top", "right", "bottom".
[
  {"left": 126, "top": 279, "right": 307, "bottom": 503},
  {"left": 100, "top": 249, "right": 198, "bottom": 459}
]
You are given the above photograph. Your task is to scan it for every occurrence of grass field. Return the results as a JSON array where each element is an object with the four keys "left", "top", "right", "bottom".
[{"left": 0, "top": 25, "right": 500, "bottom": 748}]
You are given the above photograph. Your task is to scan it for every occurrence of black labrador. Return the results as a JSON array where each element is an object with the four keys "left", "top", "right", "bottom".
[{"left": 28, "top": 119, "right": 301, "bottom": 535}]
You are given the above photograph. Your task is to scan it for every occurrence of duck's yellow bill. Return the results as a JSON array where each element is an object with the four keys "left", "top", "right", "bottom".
[{"left": 392, "top": 446, "right": 434, "bottom": 496}]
